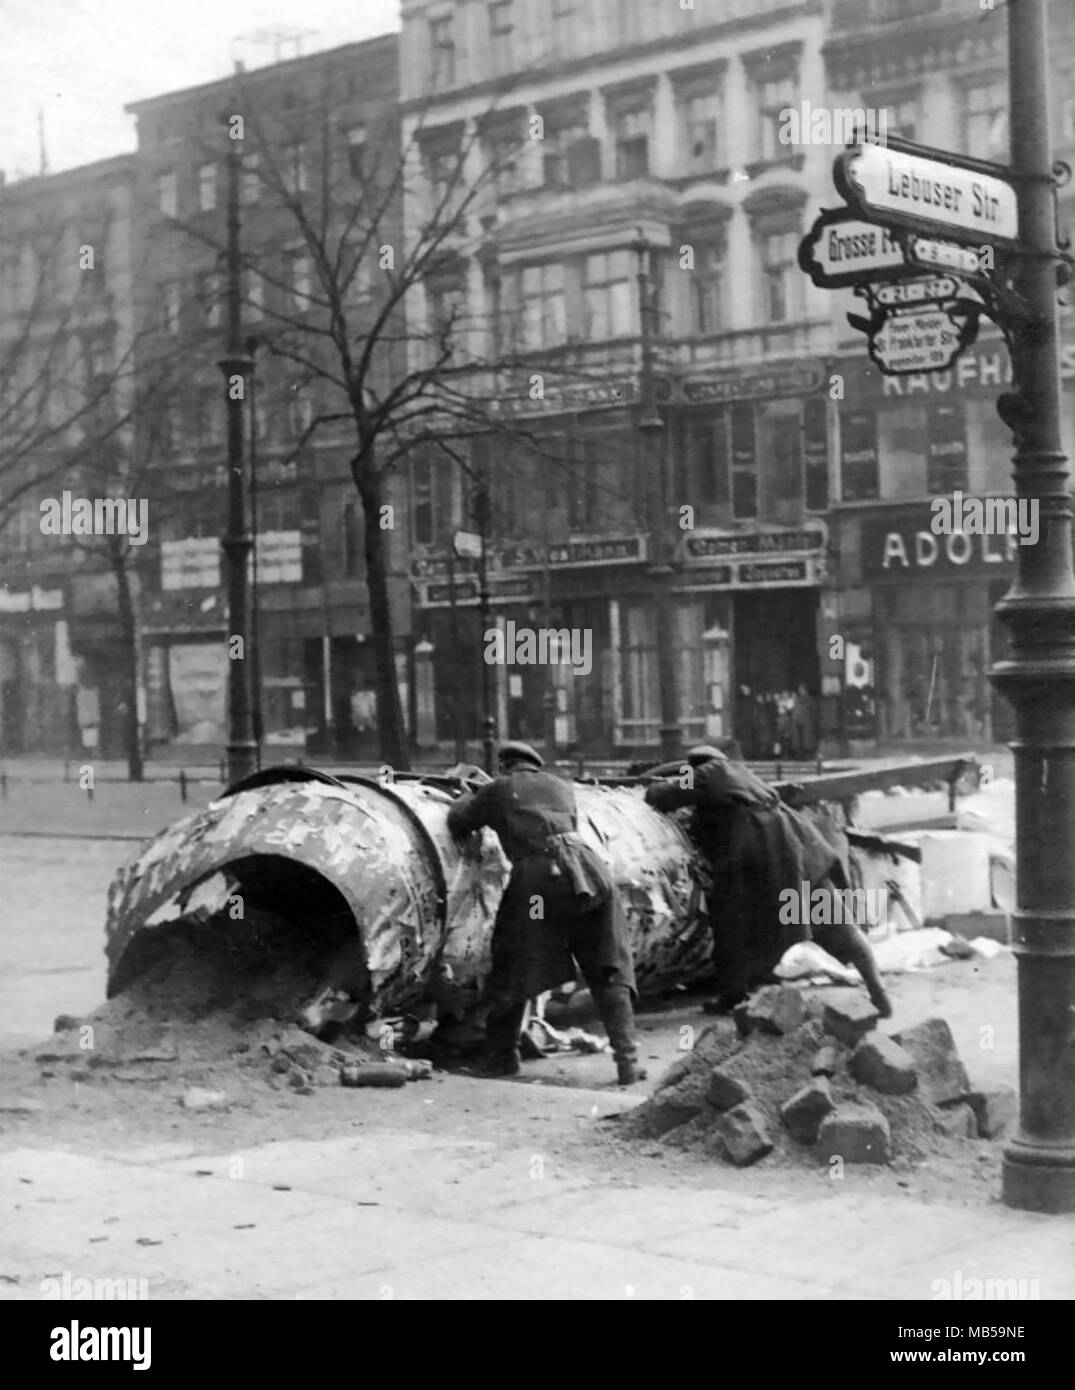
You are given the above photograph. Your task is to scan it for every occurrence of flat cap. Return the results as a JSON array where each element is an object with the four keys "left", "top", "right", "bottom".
[
  {"left": 685, "top": 745, "right": 727, "bottom": 766},
  {"left": 498, "top": 740, "right": 544, "bottom": 768}
]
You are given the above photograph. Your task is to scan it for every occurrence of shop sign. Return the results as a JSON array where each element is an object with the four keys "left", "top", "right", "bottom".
[
  {"left": 683, "top": 526, "right": 827, "bottom": 562},
  {"left": 256, "top": 531, "right": 302, "bottom": 585},
  {"left": 162, "top": 537, "right": 219, "bottom": 591},
  {"left": 416, "top": 575, "right": 539, "bottom": 608},
  {"left": 862, "top": 512, "right": 1018, "bottom": 579},
  {"left": 411, "top": 535, "right": 646, "bottom": 580},
  {"left": 677, "top": 361, "right": 824, "bottom": 404},
  {"left": 835, "top": 338, "right": 1048, "bottom": 400},
  {"left": 491, "top": 377, "right": 640, "bottom": 416},
  {"left": 677, "top": 555, "right": 824, "bottom": 590}
]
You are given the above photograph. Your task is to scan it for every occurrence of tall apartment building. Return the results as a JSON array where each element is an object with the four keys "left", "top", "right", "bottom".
[
  {"left": 400, "top": 0, "right": 839, "bottom": 758},
  {"left": 125, "top": 33, "right": 407, "bottom": 757},
  {"left": 0, "top": 155, "right": 137, "bottom": 756},
  {"left": 821, "top": 0, "right": 1075, "bottom": 745}
]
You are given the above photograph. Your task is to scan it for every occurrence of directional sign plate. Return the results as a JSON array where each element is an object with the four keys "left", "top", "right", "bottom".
[
  {"left": 835, "top": 138, "right": 1018, "bottom": 247},
  {"left": 902, "top": 234, "right": 988, "bottom": 276},
  {"left": 866, "top": 304, "right": 977, "bottom": 376},
  {"left": 798, "top": 208, "right": 907, "bottom": 287},
  {"left": 869, "top": 275, "right": 960, "bottom": 307}
]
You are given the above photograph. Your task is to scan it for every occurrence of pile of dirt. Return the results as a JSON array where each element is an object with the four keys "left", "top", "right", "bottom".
[
  {"left": 622, "top": 985, "right": 1014, "bottom": 1170},
  {"left": 24, "top": 910, "right": 428, "bottom": 1099}
]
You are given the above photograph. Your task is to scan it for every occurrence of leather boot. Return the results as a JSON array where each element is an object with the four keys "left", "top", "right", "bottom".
[
  {"left": 593, "top": 984, "right": 648, "bottom": 1085},
  {"left": 481, "top": 1001, "right": 525, "bottom": 1076}
]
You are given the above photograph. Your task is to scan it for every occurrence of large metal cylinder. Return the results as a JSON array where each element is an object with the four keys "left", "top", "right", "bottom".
[{"left": 104, "top": 770, "right": 712, "bottom": 1017}]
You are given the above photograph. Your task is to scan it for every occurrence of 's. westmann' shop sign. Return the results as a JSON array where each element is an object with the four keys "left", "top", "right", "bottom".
[{"left": 862, "top": 511, "right": 1019, "bottom": 579}]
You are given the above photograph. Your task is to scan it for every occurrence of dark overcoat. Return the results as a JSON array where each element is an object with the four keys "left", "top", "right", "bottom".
[
  {"left": 644, "top": 757, "right": 849, "bottom": 975},
  {"left": 447, "top": 767, "right": 636, "bottom": 1004}
]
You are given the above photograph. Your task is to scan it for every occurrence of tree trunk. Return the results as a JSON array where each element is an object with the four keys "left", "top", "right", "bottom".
[
  {"left": 111, "top": 544, "right": 144, "bottom": 783},
  {"left": 354, "top": 458, "right": 409, "bottom": 771}
]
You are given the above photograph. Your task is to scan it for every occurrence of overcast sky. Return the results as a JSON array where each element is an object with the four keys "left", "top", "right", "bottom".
[{"left": 0, "top": 0, "right": 401, "bottom": 181}]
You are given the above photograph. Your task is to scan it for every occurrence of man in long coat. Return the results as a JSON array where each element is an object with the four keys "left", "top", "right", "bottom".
[
  {"left": 644, "top": 745, "right": 891, "bottom": 1017},
  {"left": 447, "top": 741, "right": 645, "bottom": 1083}
]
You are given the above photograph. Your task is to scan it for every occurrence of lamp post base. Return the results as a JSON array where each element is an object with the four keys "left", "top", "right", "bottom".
[{"left": 1002, "top": 1138, "right": 1075, "bottom": 1213}]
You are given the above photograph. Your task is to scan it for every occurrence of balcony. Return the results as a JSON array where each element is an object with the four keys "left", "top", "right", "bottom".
[{"left": 491, "top": 177, "right": 676, "bottom": 260}]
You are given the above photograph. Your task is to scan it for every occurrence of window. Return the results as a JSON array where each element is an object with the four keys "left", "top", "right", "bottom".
[
  {"left": 517, "top": 262, "right": 566, "bottom": 350},
  {"left": 157, "top": 171, "right": 177, "bottom": 217},
  {"left": 755, "top": 74, "right": 796, "bottom": 161},
  {"left": 687, "top": 412, "right": 730, "bottom": 508},
  {"left": 613, "top": 107, "right": 651, "bottom": 180},
  {"left": 542, "top": 119, "right": 598, "bottom": 188},
  {"left": 346, "top": 127, "right": 366, "bottom": 179},
  {"left": 425, "top": 147, "right": 458, "bottom": 205},
  {"left": 342, "top": 501, "right": 360, "bottom": 577},
  {"left": 489, "top": 1, "right": 514, "bottom": 73},
  {"left": 428, "top": 281, "right": 465, "bottom": 339},
  {"left": 198, "top": 271, "right": 220, "bottom": 329},
  {"left": 241, "top": 154, "right": 260, "bottom": 206},
  {"left": 160, "top": 282, "right": 180, "bottom": 336},
  {"left": 430, "top": 16, "right": 455, "bottom": 88},
  {"left": 803, "top": 397, "right": 828, "bottom": 513},
  {"left": 485, "top": 128, "right": 522, "bottom": 198},
  {"left": 286, "top": 143, "right": 308, "bottom": 194},
  {"left": 730, "top": 402, "right": 757, "bottom": 520},
  {"left": 690, "top": 240, "right": 724, "bottom": 335},
  {"left": 584, "top": 250, "right": 633, "bottom": 340},
  {"left": 759, "top": 230, "right": 799, "bottom": 324},
  {"left": 962, "top": 78, "right": 1006, "bottom": 157},
  {"left": 287, "top": 249, "right": 312, "bottom": 308},
  {"left": 243, "top": 268, "right": 265, "bottom": 320},
  {"left": 198, "top": 163, "right": 217, "bottom": 212},
  {"left": 682, "top": 92, "right": 720, "bottom": 173},
  {"left": 411, "top": 449, "right": 455, "bottom": 546},
  {"left": 617, "top": 0, "right": 641, "bottom": 44},
  {"left": 289, "top": 393, "right": 314, "bottom": 438},
  {"left": 881, "top": 94, "right": 918, "bottom": 143}
]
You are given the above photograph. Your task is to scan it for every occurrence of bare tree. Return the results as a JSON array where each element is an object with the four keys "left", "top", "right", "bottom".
[{"left": 177, "top": 87, "right": 613, "bottom": 768}]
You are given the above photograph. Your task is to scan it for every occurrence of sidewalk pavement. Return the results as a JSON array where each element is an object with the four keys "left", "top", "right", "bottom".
[{"left": 2, "top": 1082, "right": 1070, "bottom": 1301}]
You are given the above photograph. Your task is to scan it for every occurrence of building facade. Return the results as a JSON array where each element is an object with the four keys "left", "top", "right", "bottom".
[
  {"left": 0, "top": 155, "right": 137, "bottom": 756},
  {"left": 125, "top": 34, "right": 408, "bottom": 758},
  {"left": 399, "top": 0, "right": 842, "bottom": 758}
]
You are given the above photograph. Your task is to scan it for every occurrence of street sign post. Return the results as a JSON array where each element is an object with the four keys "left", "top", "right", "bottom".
[
  {"left": 834, "top": 135, "right": 1019, "bottom": 247},
  {"left": 901, "top": 233, "right": 989, "bottom": 276},
  {"left": 865, "top": 303, "right": 976, "bottom": 375}
]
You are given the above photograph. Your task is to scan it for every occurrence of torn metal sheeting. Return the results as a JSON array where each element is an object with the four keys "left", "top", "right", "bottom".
[{"left": 104, "top": 774, "right": 712, "bottom": 1017}]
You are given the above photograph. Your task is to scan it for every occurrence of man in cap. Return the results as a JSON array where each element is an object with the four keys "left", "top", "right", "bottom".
[
  {"left": 446, "top": 740, "right": 645, "bottom": 1083},
  {"left": 644, "top": 745, "right": 890, "bottom": 1017}
]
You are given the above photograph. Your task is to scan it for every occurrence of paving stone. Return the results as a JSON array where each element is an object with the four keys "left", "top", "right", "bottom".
[
  {"left": 781, "top": 1078, "right": 834, "bottom": 1144},
  {"left": 822, "top": 994, "right": 880, "bottom": 1046},
  {"left": 639, "top": 1077, "right": 704, "bottom": 1136},
  {"left": 705, "top": 1068, "right": 752, "bottom": 1112},
  {"left": 933, "top": 1103, "right": 978, "bottom": 1139},
  {"left": 811, "top": 1044, "right": 839, "bottom": 1077},
  {"left": 892, "top": 1017, "right": 970, "bottom": 1106},
  {"left": 714, "top": 1102, "right": 773, "bottom": 1166},
  {"left": 964, "top": 1087, "right": 1017, "bottom": 1139},
  {"left": 744, "top": 985, "right": 806, "bottom": 1036},
  {"left": 818, "top": 1102, "right": 891, "bottom": 1165},
  {"left": 849, "top": 1035, "right": 917, "bottom": 1095},
  {"left": 732, "top": 1003, "right": 753, "bottom": 1038}
]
